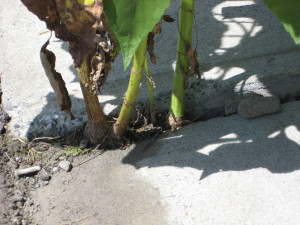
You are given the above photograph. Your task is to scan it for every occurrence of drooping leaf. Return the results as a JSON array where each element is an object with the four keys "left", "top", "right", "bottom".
[
  {"left": 40, "top": 40, "right": 75, "bottom": 119},
  {"left": 263, "top": 0, "right": 300, "bottom": 44},
  {"left": 103, "top": 0, "right": 171, "bottom": 70}
]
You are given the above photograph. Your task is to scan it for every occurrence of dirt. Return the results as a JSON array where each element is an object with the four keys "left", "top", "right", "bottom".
[
  {"left": 0, "top": 124, "right": 171, "bottom": 225},
  {"left": 0, "top": 104, "right": 166, "bottom": 225},
  {"left": 0, "top": 70, "right": 166, "bottom": 225},
  {"left": 0, "top": 136, "right": 57, "bottom": 224}
]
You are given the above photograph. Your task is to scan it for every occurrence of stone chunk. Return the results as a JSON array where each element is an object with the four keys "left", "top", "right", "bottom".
[
  {"left": 58, "top": 160, "right": 72, "bottom": 172},
  {"left": 224, "top": 100, "right": 240, "bottom": 116},
  {"left": 237, "top": 96, "right": 281, "bottom": 119},
  {"left": 39, "top": 168, "right": 51, "bottom": 181}
]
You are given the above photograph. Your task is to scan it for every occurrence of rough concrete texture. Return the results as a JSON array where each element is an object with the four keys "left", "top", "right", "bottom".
[
  {"left": 1, "top": 0, "right": 300, "bottom": 138},
  {"left": 29, "top": 101, "right": 300, "bottom": 225},
  {"left": 237, "top": 96, "right": 281, "bottom": 118}
]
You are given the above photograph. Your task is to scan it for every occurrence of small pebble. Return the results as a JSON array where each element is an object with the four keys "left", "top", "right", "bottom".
[
  {"left": 58, "top": 160, "right": 72, "bottom": 172},
  {"left": 59, "top": 156, "right": 66, "bottom": 160},
  {"left": 52, "top": 167, "right": 58, "bottom": 173},
  {"left": 39, "top": 169, "right": 51, "bottom": 182},
  {"left": 16, "top": 201, "right": 24, "bottom": 208}
]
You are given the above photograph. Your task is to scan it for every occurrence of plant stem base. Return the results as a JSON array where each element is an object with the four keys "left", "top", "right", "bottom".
[{"left": 78, "top": 55, "right": 111, "bottom": 144}]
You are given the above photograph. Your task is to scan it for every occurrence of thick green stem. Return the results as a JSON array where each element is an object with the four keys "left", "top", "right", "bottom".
[
  {"left": 113, "top": 38, "right": 148, "bottom": 138},
  {"left": 145, "top": 57, "right": 156, "bottom": 124},
  {"left": 169, "top": 0, "right": 195, "bottom": 127},
  {"left": 78, "top": 55, "right": 110, "bottom": 144}
]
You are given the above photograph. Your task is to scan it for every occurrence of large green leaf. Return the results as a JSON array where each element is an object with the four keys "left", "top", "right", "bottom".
[
  {"left": 263, "top": 0, "right": 300, "bottom": 44},
  {"left": 103, "top": 0, "right": 171, "bottom": 70}
]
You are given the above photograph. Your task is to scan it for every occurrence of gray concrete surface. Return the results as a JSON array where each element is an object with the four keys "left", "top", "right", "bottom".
[
  {"left": 1, "top": 0, "right": 300, "bottom": 138},
  {"left": 1, "top": 1, "right": 300, "bottom": 224},
  {"left": 29, "top": 100, "right": 300, "bottom": 225}
]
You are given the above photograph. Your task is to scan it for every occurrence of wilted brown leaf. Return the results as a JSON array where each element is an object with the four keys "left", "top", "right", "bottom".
[
  {"left": 162, "top": 15, "right": 175, "bottom": 23},
  {"left": 21, "top": 0, "right": 104, "bottom": 67},
  {"left": 147, "top": 23, "right": 162, "bottom": 64},
  {"left": 40, "top": 40, "right": 75, "bottom": 119},
  {"left": 147, "top": 15, "right": 174, "bottom": 65},
  {"left": 90, "top": 47, "right": 111, "bottom": 93}
]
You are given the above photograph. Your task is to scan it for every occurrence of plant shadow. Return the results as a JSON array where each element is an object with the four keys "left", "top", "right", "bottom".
[
  {"left": 123, "top": 101, "right": 300, "bottom": 179},
  {"left": 26, "top": 0, "right": 300, "bottom": 176},
  {"left": 121, "top": 0, "right": 300, "bottom": 179}
]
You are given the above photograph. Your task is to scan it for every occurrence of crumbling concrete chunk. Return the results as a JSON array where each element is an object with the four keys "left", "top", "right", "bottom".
[
  {"left": 237, "top": 96, "right": 281, "bottom": 119},
  {"left": 225, "top": 100, "right": 240, "bottom": 116}
]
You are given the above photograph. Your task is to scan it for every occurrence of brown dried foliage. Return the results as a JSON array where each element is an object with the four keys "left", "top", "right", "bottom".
[
  {"left": 21, "top": 0, "right": 104, "bottom": 67},
  {"left": 40, "top": 40, "right": 75, "bottom": 119},
  {"left": 22, "top": 0, "right": 117, "bottom": 108},
  {"left": 147, "top": 15, "right": 175, "bottom": 65}
]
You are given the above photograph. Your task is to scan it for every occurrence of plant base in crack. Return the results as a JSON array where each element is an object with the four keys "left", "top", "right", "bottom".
[{"left": 169, "top": 0, "right": 198, "bottom": 129}]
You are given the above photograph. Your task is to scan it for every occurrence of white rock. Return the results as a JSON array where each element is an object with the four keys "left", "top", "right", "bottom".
[{"left": 58, "top": 160, "right": 72, "bottom": 172}]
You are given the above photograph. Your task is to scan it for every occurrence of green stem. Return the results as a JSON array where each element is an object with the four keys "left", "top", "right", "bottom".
[
  {"left": 169, "top": 0, "right": 195, "bottom": 127},
  {"left": 145, "top": 57, "right": 156, "bottom": 124},
  {"left": 113, "top": 38, "right": 148, "bottom": 138}
]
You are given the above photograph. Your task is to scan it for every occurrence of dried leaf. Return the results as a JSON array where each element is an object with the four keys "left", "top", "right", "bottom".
[
  {"left": 21, "top": 0, "right": 104, "bottom": 67},
  {"left": 162, "top": 15, "right": 175, "bottom": 23},
  {"left": 90, "top": 47, "right": 111, "bottom": 93},
  {"left": 186, "top": 47, "right": 200, "bottom": 77},
  {"left": 147, "top": 15, "right": 174, "bottom": 65},
  {"left": 40, "top": 40, "right": 75, "bottom": 119},
  {"left": 147, "top": 23, "right": 162, "bottom": 64}
]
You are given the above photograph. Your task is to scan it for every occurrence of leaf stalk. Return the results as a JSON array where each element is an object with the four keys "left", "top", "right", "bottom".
[
  {"left": 113, "top": 38, "right": 148, "bottom": 138},
  {"left": 169, "top": 0, "right": 195, "bottom": 128}
]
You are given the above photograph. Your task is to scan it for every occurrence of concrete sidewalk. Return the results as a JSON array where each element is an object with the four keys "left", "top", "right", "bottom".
[
  {"left": 0, "top": 1, "right": 300, "bottom": 224},
  {"left": 30, "top": 100, "right": 300, "bottom": 225},
  {"left": 1, "top": 0, "right": 300, "bottom": 138}
]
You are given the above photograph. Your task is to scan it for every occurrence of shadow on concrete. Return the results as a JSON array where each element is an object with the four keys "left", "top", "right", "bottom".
[
  {"left": 26, "top": 91, "right": 123, "bottom": 140},
  {"left": 123, "top": 103, "right": 300, "bottom": 179},
  {"left": 122, "top": 1, "right": 300, "bottom": 179},
  {"left": 27, "top": 0, "right": 300, "bottom": 176}
]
